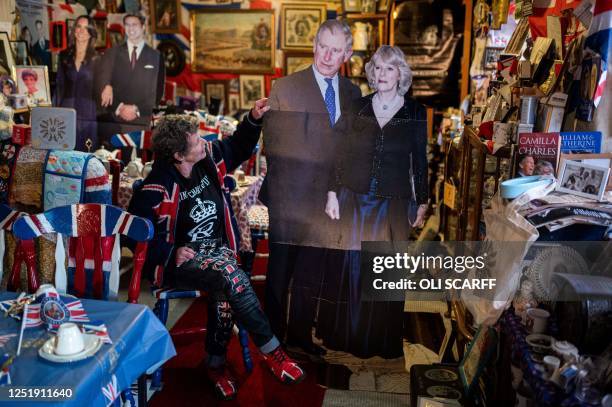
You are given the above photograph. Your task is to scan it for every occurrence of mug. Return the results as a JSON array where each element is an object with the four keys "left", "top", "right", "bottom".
[
  {"left": 54, "top": 323, "right": 85, "bottom": 356},
  {"left": 526, "top": 308, "right": 550, "bottom": 334}
]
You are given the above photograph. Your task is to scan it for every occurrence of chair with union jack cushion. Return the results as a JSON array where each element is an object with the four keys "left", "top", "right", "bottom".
[{"left": 11, "top": 204, "right": 153, "bottom": 302}]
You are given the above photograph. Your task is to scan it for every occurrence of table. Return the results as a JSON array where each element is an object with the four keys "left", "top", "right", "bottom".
[{"left": 0, "top": 292, "right": 176, "bottom": 407}]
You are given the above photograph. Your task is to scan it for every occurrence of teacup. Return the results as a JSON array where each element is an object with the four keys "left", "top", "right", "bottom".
[
  {"left": 54, "top": 323, "right": 85, "bottom": 356},
  {"left": 35, "top": 284, "right": 58, "bottom": 299}
]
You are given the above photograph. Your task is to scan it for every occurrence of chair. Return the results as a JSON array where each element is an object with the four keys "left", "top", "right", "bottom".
[
  {"left": 0, "top": 204, "right": 36, "bottom": 291},
  {"left": 11, "top": 204, "right": 153, "bottom": 302}
]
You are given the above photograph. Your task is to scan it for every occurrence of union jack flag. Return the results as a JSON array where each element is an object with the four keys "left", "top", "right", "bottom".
[
  {"left": 585, "top": 0, "right": 612, "bottom": 107},
  {"left": 110, "top": 131, "right": 153, "bottom": 150},
  {"left": 0, "top": 334, "right": 17, "bottom": 347},
  {"left": 102, "top": 374, "right": 119, "bottom": 406}
]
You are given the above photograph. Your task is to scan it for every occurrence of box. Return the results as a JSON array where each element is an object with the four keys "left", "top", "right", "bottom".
[{"left": 12, "top": 124, "right": 31, "bottom": 146}]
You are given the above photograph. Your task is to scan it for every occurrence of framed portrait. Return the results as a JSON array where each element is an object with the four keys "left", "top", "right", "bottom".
[
  {"left": 12, "top": 65, "right": 51, "bottom": 106},
  {"left": 228, "top": 93, "right": 240, "bottom": 115},
  {"left": 228, "top": 78, "right": 240, "bottom": 94},
  {"left": 556, "top": 159, "right": 611, "bottom": 201},
  {"left": 0, "top": 32, "right": 15, "bottom": 77},
  {"left": 93, "top": 19, "right": 107, "bottom": 48},
  {"left": 150, "top": 0, "right": 181, "bottom": 34},
  {"left": 343, "top": 0, "right": 362, "bottom": 13},
  {"left": 201, "top": 80, "right": 228, "bottom": 112},
  {"left": 281, "top": 4, "right": 326, "bottom": 51},
  {"left": 284, "top": 51, "right": 313, "bottom": 75},
  {"left": 191, "top": 9, "right": 275, "bottom": 74},
  {"left": 239, "top": 75, "right": 264, "bottom": 110}
]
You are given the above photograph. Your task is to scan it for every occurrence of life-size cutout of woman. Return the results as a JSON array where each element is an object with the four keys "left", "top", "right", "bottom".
[{"left": 318, "top": 45, "right": 429, "bottom": 358}]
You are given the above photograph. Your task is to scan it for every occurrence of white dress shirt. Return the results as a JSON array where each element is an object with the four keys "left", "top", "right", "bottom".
[{"left": 312, "top": 65, "right": 341, "bottom": 124}]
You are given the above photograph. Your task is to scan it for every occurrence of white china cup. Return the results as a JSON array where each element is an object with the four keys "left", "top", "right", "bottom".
[
  {"left": 35, "top": 284, "right": 58, "bottom": 298},
  {"left": 54, "top": 323, "right": 85, "bottom": 356}
]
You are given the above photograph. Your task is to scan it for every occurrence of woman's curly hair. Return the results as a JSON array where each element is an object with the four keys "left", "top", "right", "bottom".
[{"left": 152, "top": 114, "right": 199, "bottom": 164}]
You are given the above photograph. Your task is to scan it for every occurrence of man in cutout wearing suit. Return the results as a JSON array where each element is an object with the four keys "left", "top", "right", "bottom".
[
  {"left": 261, "top": 19, "right": 361, "bottom": 354},
  {"left": 97, "top": 13, "right": 165, "bottom": 146}
]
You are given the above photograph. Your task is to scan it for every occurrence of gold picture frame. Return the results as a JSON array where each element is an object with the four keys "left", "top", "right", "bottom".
[
  {"left": 284, "top": 51, "right": 313, "bottom": 75},
  {"left": 191, "top": 9, "right": 275, "bottom": 74},
  {"left": 150, "top": 0, "right": 182, "bottom": 34},
  {"left": 281, "top": 4, "right": 326, "bottom": 51}
]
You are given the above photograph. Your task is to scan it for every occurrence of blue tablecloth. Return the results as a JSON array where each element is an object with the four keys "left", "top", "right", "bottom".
[{"left": 0, "top": 292, "right": 176, "bottom": 406}]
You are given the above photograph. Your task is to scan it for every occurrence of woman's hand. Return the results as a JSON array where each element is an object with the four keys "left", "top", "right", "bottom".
[
  {"left": 101, "top": 85, "right": 113, "bottom": 107},
  {"left": 175, "top": 246, "right": 196, "bottom": 267},
  {"left": 251, "top": 98, "right": 270, "bottom": 120},
  {"left": 325, "top": 191, "right": 340, "bottom": 220},
  {"left": 410, "top": 204, "right": 428, "bottom": 228}
]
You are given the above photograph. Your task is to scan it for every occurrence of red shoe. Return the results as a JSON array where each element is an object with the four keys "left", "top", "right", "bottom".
[
  {"left": 206, "top": 365, "right": 238, "bottom": 400},
  {"left": 263, "top": 346, "right": 306, "bottom": 384}
]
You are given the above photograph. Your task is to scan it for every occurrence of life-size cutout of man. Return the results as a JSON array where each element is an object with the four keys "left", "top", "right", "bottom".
[
  {"left": 260, "top": 19, "right": 361, "bottom": 353},
  {"left": 128, "top": 102, "right": 305, "bottom": 400},
  {"left": 97, "top": 13, "right": 165, "bottom": 145}
]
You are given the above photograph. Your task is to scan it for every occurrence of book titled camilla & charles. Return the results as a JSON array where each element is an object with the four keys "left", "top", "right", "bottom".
[
  {"left": 560, "top": 131, "right": 602, "bottom": 154},
  {"left": 515, "top": 132, "right": 561, "bottom": 176}
]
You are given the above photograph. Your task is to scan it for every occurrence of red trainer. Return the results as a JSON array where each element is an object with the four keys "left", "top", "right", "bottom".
[
  {"left": 263, "top": 346, "right": 306, "bottom": 384},
  {"left": 206, "top": 365, "right": 238, "bottom": 400}
]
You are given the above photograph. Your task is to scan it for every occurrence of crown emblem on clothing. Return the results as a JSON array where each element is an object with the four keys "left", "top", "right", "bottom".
[{"left": 190, "top": 198, "right": 216, "bottom": 223}]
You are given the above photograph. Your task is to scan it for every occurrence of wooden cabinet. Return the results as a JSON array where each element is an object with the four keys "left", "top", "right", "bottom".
[{"left": 441, "top": 127, "right": 514, "bottom": 240}]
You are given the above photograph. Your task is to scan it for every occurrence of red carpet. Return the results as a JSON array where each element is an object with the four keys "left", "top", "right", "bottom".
[{"left": 149, "top": 297, "right": 327, "bottom": 407}]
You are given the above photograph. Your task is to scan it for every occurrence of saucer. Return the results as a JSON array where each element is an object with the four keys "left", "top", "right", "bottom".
[{"left": 39, "top": 334, "right": 102, "bottom": 363}]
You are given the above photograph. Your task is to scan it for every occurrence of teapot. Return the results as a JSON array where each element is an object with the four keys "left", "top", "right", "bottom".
[
  {"left": 125, "top": 158, "right": 144, "bottom": 178},
  {"left": 142, "top": 161, "right": 154, "bottom": 179}
]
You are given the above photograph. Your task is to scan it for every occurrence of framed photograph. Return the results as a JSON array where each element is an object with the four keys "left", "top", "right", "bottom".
[
  {"left": 281, "top": 4, "right": 326, "bottom": 51},
  {"left": 150, "top": 0, "right": 181, "bottom": 34},
  {"left": 239, "top": 75, "right": 264, "bottom": 110},
  {"left": 342, "top": 0, "right": 362, "bottom": 13},
  {"left": 559, "top": 153, "right": 612, "bottom": 192},
  {"left": 556, "top": 159, "right": 611, "bottom": 201},
  {"left": 377, "top": 0, "right": 392, "bottom": 13},
  {"left": 191, "top": 9, "right": 275, "bottom": 73},
  {"left": 201, "top": 80, "right": 228, "bottom": 112},
  {"left": 228, "top": 93, "right": 240, "bottom": 116},
  {"left": 228, "top": 78, "right": 240, "bottom": 94},
  {"left": 0, "top": 32, "right": 15, "bottom": 77},
  {"left": 484, "top": 47, "right": 503, "bottom": 69},
  {"left": 93, "top": 19, "right": 107, "bottom": 48},
  {"left": 284, "top": 51, "right": 313, "bottom": 75},
  {"left": 12, "top": 65, "right": 51, "bottom": 106}
]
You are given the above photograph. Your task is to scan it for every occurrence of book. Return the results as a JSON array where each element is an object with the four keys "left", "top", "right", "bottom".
[
  {"left": 515, "top": 132, "right": 562, "bottom": 177},
  {"left": 560, "top": 131, "right": 602, "bottom": 154}
]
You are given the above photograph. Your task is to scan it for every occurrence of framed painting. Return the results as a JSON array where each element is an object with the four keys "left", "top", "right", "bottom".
[
  {"left": 284, "top": 51, "right": 313, "bottom": 75},
  {"left": 191, "top": 9, "right": 275, "bottom": 74},
  {"left": 281, "top": 4, "right": 326, "bottom": 51},
  {"left": 239, "top": 75, "right": 264, "bottom": 109},
  {"left": 150, "top": 0, "right": 181, "bottom": 34},
  {"left": 201, "top": 79, "right": 228, "bottom": 112}
]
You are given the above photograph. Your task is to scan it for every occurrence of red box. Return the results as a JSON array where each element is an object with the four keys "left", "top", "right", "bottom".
[{"left": 12, "top": 124, "right": 31, "bottom": 146}]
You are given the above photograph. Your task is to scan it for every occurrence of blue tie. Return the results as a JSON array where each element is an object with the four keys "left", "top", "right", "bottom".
[{"left": 324, "top": 78, "right": 336, "bottom": 127}]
